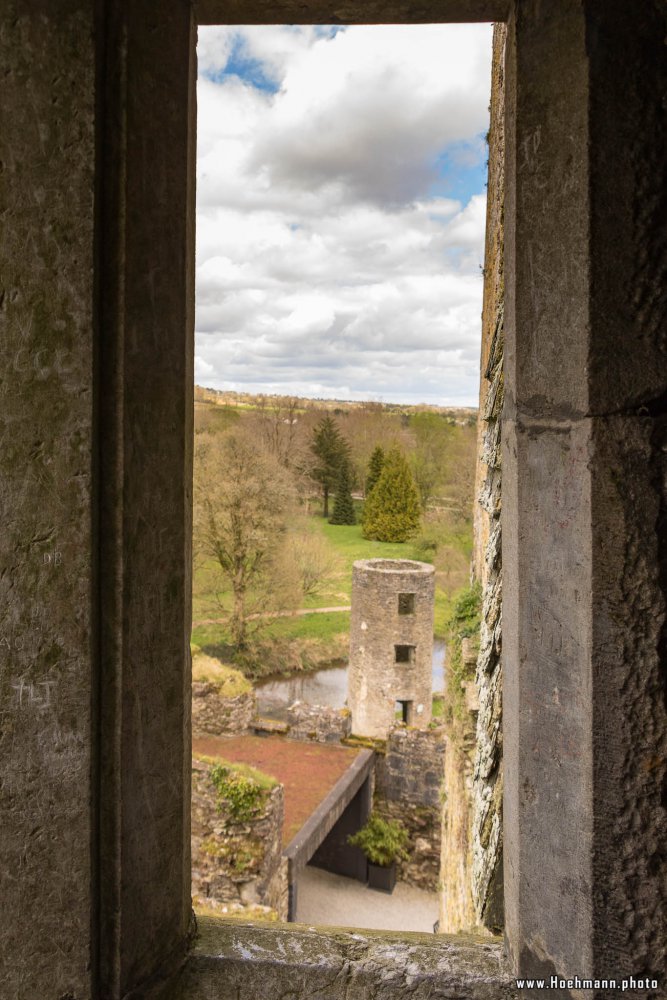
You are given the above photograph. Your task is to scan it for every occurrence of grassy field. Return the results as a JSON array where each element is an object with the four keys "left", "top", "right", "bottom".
[
  {"left": 191, "top": 505, "right": 471, "bottom": 676},
  {"left": 191, "top": 392, "right": 476, "bottom": 678}
]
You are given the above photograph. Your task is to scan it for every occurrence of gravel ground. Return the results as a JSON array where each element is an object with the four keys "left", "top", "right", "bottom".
[{"left": 295, "top": 865, "right": 440, "bottom": 934}]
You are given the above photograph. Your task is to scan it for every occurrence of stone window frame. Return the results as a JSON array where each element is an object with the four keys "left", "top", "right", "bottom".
[
  {"left": 397, "top": 592, "right": 416, "bottom": 615},
  {"left": 83, "top": 1, "right": 665, "bottom": 995},
  {"left": 394, "top": 643, "right": 416, "bottom": 664}
]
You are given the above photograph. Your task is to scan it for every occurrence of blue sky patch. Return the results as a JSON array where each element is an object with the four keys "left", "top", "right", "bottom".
[
  {"left": 314, "top": 25, "right": 346, "bottom": 40},
  {"left": 430, "top": 136, "right": 488, "bottom": 205},
  {"left": 201, "top": 33, "right": 281, "bottom": 94}
]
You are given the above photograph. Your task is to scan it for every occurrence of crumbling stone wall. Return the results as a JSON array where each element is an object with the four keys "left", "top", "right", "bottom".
[
  {"left": 439, "top": 637, "right": 478, "bottom": 933},
  {"left": 349, "top": 559, "right": 435, "bottom": 737},
  {"left": 374, "top": 727, "right": 445, "bottom": 891},
  {"left": 373, "top": 798, "right": 441, "bottom": 892},
  {"left": 470, "top": 22, "right": 506, "bottom": 933},
  {"left": 286, "top": 702, "right": 352, "bottom": 743},
  {"left": 438, "top": 24, "right": 505, "bottom": 937},
  {"left": 375, "top": 726, "right": 444, "bottom": 807},
  {"left": 439, "top": 735, "right": 476, "bottom": 930},
  {"left": 192, "top": 682, "right": 256, "bottom": 738},
  {"left": 191, "top": 757, "right": 288, "bottom": 920}
]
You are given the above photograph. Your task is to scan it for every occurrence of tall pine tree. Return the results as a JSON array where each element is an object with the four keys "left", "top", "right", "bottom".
[
  {"left": 329, "top": 461, "right": 356, "bottom": 525},
  {"left": 310, "top": 415, "right": 350, "bottom": 517},
  {"left": 365, "top": 445, "right": 385, "bottom": 497},
  {"left": 362, "top": 448, "right": 421, "bottom": 542}
]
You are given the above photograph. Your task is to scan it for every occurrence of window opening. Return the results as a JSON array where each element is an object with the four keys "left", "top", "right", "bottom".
[
  {"left": 398, "top": 592, "right": 416, "bottom": 615},
  {"left": 394, "top": 644, "right": 416, "bottom": 664},
  {"left": 192, "top": 21, "right": 491, "bottom": 936}
]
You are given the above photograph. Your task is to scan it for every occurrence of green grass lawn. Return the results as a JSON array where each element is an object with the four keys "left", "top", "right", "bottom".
[
  {"left": 191, "top": 610, "right": 350, "bottom": 649},
  {"left": 191, "top": 506, "right": 472, "bottom": 660},
  {"left": 309, "top": 516, "right": 466, "bottom": 638}
]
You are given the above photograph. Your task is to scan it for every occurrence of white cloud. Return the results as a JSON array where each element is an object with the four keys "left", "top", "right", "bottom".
[{"left": 196, "top": 24, "right": 492, "bottom": 405}]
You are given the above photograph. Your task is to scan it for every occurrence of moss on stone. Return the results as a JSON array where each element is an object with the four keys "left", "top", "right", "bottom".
[
  {"left": 192, "top": 653, "right": 252, "bottom": 697},
  {"left": 342, "top": 734, "right": 387, "bottom": 753}
]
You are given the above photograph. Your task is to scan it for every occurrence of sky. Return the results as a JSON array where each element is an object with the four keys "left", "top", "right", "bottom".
[{"left": 196, "top": 24, "right": 493, "bottom": 406}]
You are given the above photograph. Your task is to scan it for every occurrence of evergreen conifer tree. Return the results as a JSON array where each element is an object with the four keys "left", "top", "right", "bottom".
[
  {"left": 329, "top": 461, "right": 356, "bottom": 525},
  {"left": 365, "top": 445, "right": 385, "bottom": 497},
  {"left": 309, "top": 415, "right": 350, "bottom": 517},
  {"left": 362, "top": 448, "right": 421, "bottom": 542}
]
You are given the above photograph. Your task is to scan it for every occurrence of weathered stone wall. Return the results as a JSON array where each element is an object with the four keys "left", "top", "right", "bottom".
[
  {"left": 374, "top": 727, "right": 445, "bottom": 891},
  {"left": 191, "top": 757, "right": 288, "bottom": 921},
  {"left": 438, "top": 633, "right": 478, "bottom": 934},
  {"left": 349, "top": 559, "right": 435, "bottom": 737},
  {"left": 179, "top": 919, "right": 517, "bottom": 1000},
  {"left": 286, "top": 702, "right": 352, "bottom": 743},
  {"left": 503, "top": 4, "right": 667, "bottom": 978},
  {"left": 192, "top": 682, "right": 256, "bottom": 738},
  {"left": 439, "top": 737, "right": 476, "bottom": 931},
  {"left": 471, "top": 22, "right": 505, "bottom": 933},
  {"left": 375, "top": 726, "right": 445, "bottom": 807},
  {"left": 374, "top": 797, "right": 441, "bottom": 893},
  {"left": 437, "top": 25, "right": 505, "bottom": 938}
]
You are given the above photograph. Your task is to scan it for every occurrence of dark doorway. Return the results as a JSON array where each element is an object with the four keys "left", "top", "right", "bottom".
[{"left": 396, "top": 699, "right": 412, "bottom": 724}]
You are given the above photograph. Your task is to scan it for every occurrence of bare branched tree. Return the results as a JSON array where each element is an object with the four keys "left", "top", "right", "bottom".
[
  {"left": 193, "top": 430, "right": 296, "bottom": 649},
  {"left": 285, "top": 529, "right": 340, "bottom": 599},
  {"left": 250, "top": 395, "right": 305, "bottom": 469}
]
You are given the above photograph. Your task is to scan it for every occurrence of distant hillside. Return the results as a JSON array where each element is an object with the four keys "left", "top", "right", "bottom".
[{"left": 195, "top": 385, "right": 477, "bottom": 425}]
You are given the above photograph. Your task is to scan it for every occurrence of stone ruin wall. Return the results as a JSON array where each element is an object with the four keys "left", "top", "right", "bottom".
[
  {"left": 471, "top": 22, "right": 505, "bottom": 932},
  {"left": 374, "top": 727, "right": 445, "bottom": 892},
  {"left": 191, "top": 757, "right": 288, "bottom": 921},
  {"left": 192, "top": 681, "right": 256, "bottom": 738},
  {"left": 439, "top": 23, "right": 505, "bottom": 935},
  {"left": 348, "top": 559, "right": 435, "bottom": 738},
  {"left": 438, "top": 641, "right": 479, "bottom": 932},
  {"left": 286, "top": 702, "right": 352, "bottom": 743}
]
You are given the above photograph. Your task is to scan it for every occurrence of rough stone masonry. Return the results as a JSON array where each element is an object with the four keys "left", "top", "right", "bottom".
[{"left": 348, "top": 559, "right": 435, "bottom": 737}]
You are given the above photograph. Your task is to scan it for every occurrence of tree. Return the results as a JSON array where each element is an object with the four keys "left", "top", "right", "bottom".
[
  {"left": 362, "top": 448, "right": 421, "bottom": 542},
  {"left": 329, "top": 461, "right": 356, "bottom": 525},
  {"left": 365, "top": 445, "right": 385, "bottom": 497},
  {"left": 407, "top": 412, "right": 477, "bottom": 515},
  {"left": 193, "top": 431, "right": 295, "bottom": 650},
  {"left": 278, "top": 526, "right": 339, "bottom": 599},
  {"left": 309, "top": 415, "right": 350, "bottom": 517},
  {"left": 250, "top": 395, "right": 305, "bottom": 470}
]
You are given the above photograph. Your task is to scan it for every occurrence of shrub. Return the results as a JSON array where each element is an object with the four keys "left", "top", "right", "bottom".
[
  {"left": 209, "top": 761, "right": 274, "bottom": 821},
  {"left": 347, "top": 814, "right": 409, "bottom": 867},
  {"left": 414, "top": 525, "right": 440, "bottom": 558},
  {"left": 443, "top": 583, "right": 482, "bottom": 735},
  {"left": 448, "top": 583, "right": 482, "bottom": 640}
]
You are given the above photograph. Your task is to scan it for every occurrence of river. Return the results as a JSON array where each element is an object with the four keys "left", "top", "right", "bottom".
[{"left": 256, "top": 638, "right": 446, "bottom": 720}]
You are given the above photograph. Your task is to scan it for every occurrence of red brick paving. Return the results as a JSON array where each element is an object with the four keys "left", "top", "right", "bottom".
[{"left": 192, "top": 734, "right": 360, "bottom": 845}]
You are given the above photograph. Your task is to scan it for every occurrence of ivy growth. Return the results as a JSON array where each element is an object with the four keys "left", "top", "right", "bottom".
[
  {"left": 210, "top": 762, "right": 267, "bottom": 821},
  {"left": 443, "top": 582, "right": 482, "bottom": 740}
]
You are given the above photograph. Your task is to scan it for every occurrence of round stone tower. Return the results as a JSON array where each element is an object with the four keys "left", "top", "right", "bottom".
[{"left": 348, "top": 559, "right": 435, "bottom": 737}]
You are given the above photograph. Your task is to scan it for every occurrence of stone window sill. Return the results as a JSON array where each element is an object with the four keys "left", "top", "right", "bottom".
[{"left": 174, "top": 917, "right": 516, "bottom": 998}]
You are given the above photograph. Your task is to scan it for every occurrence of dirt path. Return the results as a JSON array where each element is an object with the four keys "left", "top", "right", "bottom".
[{"left": 193, "top": 606, "right": 351, "bottom": 628}]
